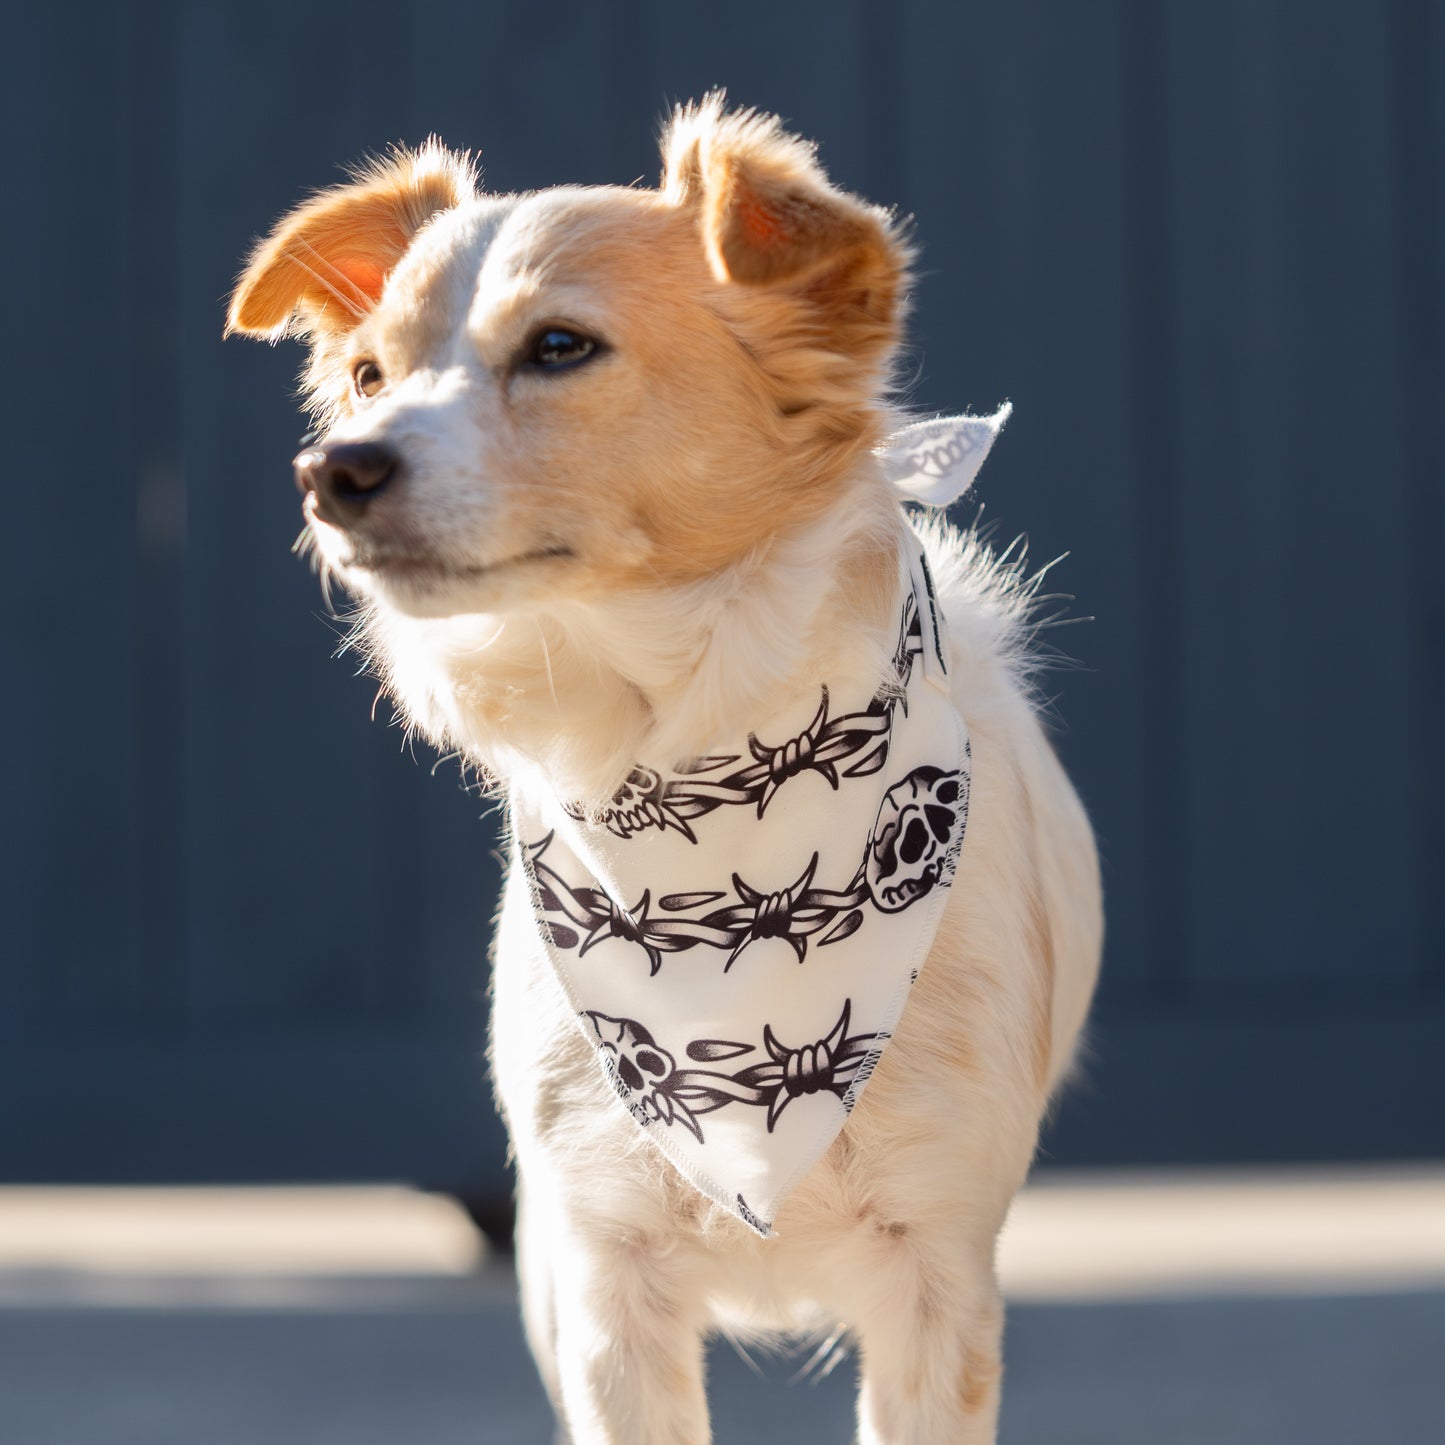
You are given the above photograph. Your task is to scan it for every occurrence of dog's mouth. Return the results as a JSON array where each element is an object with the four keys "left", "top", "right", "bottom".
[{"left": 344, "top": 545, "right": 575, "bottom": 582}]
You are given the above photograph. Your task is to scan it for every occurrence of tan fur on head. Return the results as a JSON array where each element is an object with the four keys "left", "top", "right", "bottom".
[
  {"left": 225, "top": 139, "right": 478, "bottom": 339},
  {"left": 663, "top": 93, "right": 909, "bottom": 388},
  {"left": 220, "top": 103, "right": 922, "bottom": 798}
]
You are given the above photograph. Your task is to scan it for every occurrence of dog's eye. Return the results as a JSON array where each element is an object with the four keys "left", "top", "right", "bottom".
[
  {"left": 526, "top": 328, "right": 599, "bottom": 371},
  {"left": 353, "top": 360, "right": 385, "bottom": 398}
]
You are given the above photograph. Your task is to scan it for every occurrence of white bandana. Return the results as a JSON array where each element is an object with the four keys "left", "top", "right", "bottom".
[
  {"left": 510, "top": 412, "right": 1004, "bottom": 1236},
  {"left": 879, "top": 403, "right": 1011, "bottom": 506}
]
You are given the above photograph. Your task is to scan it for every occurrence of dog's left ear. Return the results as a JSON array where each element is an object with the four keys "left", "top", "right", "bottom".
[
  {"left": 662, "top": 97, "right": 907, "bottom": 362},
  {"left": 226, "top": 140, "right": 476, "bottom": 340}
]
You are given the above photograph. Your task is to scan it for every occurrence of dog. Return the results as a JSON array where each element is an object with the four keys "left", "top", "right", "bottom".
[{"left": 227, "top": 96, "right": 1102, "bottom": 1445}]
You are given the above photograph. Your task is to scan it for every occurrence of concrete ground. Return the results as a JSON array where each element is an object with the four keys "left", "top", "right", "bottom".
[{"left": 1, "top": 1169, "right": 1442, "bottom": 1444}]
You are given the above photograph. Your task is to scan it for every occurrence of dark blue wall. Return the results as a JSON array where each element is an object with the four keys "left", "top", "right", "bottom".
[{"left": 3, "top": 0, "right": 1441, "bottom": 1197}]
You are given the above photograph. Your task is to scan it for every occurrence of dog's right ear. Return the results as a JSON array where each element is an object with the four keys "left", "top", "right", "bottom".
[
  {"left": 226, "top": 140, "right": 476, "bottom": 340},
  {"left": 660, "top": 95, "right": 907, "bottom": 366}
]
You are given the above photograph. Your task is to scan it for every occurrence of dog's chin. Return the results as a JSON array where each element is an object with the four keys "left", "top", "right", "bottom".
[{"left": 345, "top": 547, "right": 576, "bottom": 619}]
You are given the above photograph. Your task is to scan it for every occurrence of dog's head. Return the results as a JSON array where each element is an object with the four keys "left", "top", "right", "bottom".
[{"left": 226, "top": 98, "right": 910, "bottom": 623}]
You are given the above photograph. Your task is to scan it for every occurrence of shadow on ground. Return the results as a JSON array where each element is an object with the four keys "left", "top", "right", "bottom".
[{"left": 0, "top": 1279, "right": 1440, "bottom": 1443}]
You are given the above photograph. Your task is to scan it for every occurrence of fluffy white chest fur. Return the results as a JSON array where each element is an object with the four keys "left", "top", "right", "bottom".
[{"left": 228, "top": 95, "right": 1103, "bottom": 1445}]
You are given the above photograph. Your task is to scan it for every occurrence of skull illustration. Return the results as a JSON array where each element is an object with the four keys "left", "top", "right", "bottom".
[
  {"left": 567, "top": 765, "right": 696, "bottom": 841},
  {"left": 585, "top": 1011, "right": 677, "bottom": 1096},
  {"left": 600, "top": 767, "right": 665, "bottom": 838},
  {"left": 865, "top": 766, "right": 966, "bottom": 913}
]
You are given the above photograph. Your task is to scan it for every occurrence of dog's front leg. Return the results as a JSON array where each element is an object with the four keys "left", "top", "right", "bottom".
[
  {"left": 548, "top": 1224, "right": 711, "bottom": 1445},
  {"left": 515, "top": 1187, "right": 568, "bottom": 1427},
  {"left": 851, "top": 1241, "right": 1003, "bottom": 1445}
]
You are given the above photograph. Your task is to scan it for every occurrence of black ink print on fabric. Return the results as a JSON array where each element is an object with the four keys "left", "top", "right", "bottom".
[
  {"left": 584, "top": 1001, "right": 879, "bottom": 1144},
  {"left": 735, "top": 1195, "right": 771, "bottom": 1236},
  {"left": 565, "top": 765, "right": 701, "bottom": 842},
  {"left": 529, "top": 837, "right": 873, "bottom": 975},
  {"left": 864, "top": 763, "right": 969, "bottom": 913},
  {"left": 528, "top": 759, "right": 967, "bottom": 975},
  {"left": 564, "top": 596, "right": 926, "bottom": 842},
  {"left": 915, "top": 551, "right": 949, "bottom": 677}
]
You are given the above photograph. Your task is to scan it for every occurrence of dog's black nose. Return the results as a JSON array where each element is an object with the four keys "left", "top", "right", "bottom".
[{"left": 293, "top": 442, "right": 398, "bottom": 517}]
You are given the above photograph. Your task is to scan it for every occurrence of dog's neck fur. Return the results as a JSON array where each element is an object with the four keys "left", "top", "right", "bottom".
[{"left": 366, "top": 466, "right": 910, "bottom": 805}]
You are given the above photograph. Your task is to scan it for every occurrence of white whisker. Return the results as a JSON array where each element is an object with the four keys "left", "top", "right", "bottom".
[
  {"left": 536, "top": 619, "right": 559, "bottom": 706},
  {"left": 280, "top": 248, "right": 367, "bottom": 319},
  {"left": 291, "top": 235, "right": 376, "bottom": 308}
]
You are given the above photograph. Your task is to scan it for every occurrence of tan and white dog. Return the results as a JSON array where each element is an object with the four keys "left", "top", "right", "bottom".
[{"left": 228, "top": 97, "right": 1102, "bottom": 1445}]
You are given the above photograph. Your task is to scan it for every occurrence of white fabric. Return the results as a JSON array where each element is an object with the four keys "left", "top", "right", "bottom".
[
  {"left": 513, "top": 575, "right": 974, "bottom": 1237},
  {"left": 509, "top": 414, "right": 1002, "bottom": 1236},
  {"left": 880, "top": 403, "right": 1011, "bottom": 506}
]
